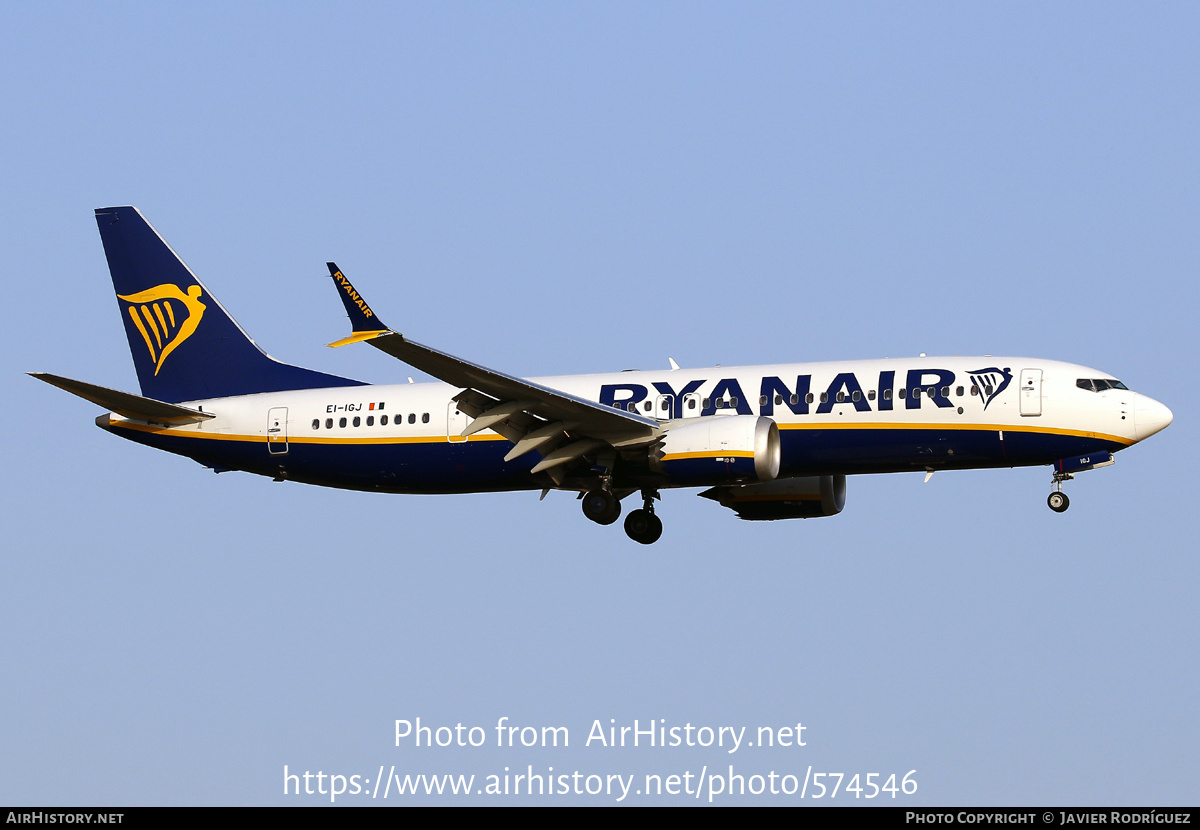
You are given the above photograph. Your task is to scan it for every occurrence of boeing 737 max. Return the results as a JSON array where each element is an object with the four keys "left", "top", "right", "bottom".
[{"left": 31, "top": 207, "right": 1173, "bottom": 544}]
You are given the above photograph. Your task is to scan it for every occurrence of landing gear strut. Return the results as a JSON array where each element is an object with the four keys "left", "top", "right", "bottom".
[
  {"left": 581, "top": 489, "right": 621, "bottom": 525},
  {"left": 1047, "top": 472, "right": 1072, "bottom": 513},
  {"left": 624, "top": 489, "right": 663, "bottom": 545}
]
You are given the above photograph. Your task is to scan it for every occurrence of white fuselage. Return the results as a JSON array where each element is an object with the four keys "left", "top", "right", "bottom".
[{"left": 99, "top": 356, "right": 1171, "bottom": 493}]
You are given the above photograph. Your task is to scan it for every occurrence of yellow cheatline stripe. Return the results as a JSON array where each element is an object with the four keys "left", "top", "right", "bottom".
[
  {"left": 288, "top": 433, "right": 508, "bottom": 445},
  {"left": 776, "top": 420, "right": 1134, "bottom": 446},
  {"left": 105, "top": 418, "right": 1132, "bottom": 449},
  {"left": 662, "top": 450, "right": 755, "bottom": 461},
  {"left": 328, "top": 330, "right": 390, "bottom": 348},
  {"left": 106, "top": 419, "right": 509, "bottom": 445},
  {"left": 127, "top": 307, "right": 157, "bottom": 362}
]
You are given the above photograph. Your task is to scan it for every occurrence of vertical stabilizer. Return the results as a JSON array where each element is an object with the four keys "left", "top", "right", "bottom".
[{"left": 95, "top": 207, "right": 365, "bottom": 402}]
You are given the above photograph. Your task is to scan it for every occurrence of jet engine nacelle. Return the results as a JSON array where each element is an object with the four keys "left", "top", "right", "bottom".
[
  {"left": 700, "top": 474, "right": 847, "bottom": 521},
  {"left": 650, "top": 415, "right": 780, "bottom": 486}
]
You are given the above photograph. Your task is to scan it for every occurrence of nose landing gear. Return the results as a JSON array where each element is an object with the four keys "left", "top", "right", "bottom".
[
  {"left": 1047, "top": 472, "right": 1072, "bottom": 513},
  {"left": 623, "top": 489, "right": 663, "bottom": 545},
  {"left": 1045, "top": 452, "right": 1116, "bottom": 513}
]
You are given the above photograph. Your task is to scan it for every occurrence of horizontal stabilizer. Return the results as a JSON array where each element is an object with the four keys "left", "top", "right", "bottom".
[{"left": 29, "top": 372, "right": 216, "bottom": 425}]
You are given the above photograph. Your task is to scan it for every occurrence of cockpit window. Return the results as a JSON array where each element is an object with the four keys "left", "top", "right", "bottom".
[{"left": 1077, "top": 378, "right": 1130, "bottom": 392}]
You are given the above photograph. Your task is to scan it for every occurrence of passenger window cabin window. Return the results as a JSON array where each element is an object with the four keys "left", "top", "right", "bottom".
[
  {"left": 422, "top": 413, "right": 430, "bottom": 423},
  {"left": 339, "top": 417, "right": 347, "bottom": 428},
  {"left": 956, "top": 386, "right": 964, "bottom": 397},
  {"left": 820, "top": 393, "right": 829, "bottom": 403},
  {"left": 806, "top": 393, "right": 815, "bottom": 404},
  {"left": 703, "top": 398, "right": 711, "bottom": 409},
  {"left": 912, "top": 388, "right": 921, "bottom": 399},
  {"left": 836, "top": 392, "right": 845, "bottom": 403},
  {"left": 353, "top": 416, "right": 361, "bottom": 427},
  {"left": 790, "top": 394, "right": 799, "bottom": 405},
  {"left": 940, "top": 386, "right": 949, "bottom": 397},
  {"left": 311, "top": 419, "right": 319, "bottom": 430},
  {"left": 868, "top": 390, "right": 876, "bottom": 401},
  {"left": 643, "top": 401, "right": 652, "bottom": 412},
  {"left": 366, "top": 416, "right": 374, "bottom": 426},
  {"left": 381, "top": 415, "right": 389, "bottom": 425},
  {"left": 761, "top": 395, "right": 769, "bottom": 407},
  {"left": 899, "top": 388, "right": 907, "bottom": 399},
  {"left": 970, "top": 385, "right": 979, "bottom": 396},
  {"left": 927, "top": 386, "right": 936, "bottom": 397},
  {"left": 408, "top": 413, "right": 416, "bottom": 424},
  {"left": 326, "top": 418, "right": 333, "bottom": 429},
  {"left": 687, "top": 398, "right": 696, "bottom": 410},
  {"left": 852, "top": 391, "right": 861, "bottom": 402},
  {"left": 774, "top": 395, "right": 782, "bottom": 405},
  {"left": 883, "top": 389, "right": 892, "bottom": 400}
]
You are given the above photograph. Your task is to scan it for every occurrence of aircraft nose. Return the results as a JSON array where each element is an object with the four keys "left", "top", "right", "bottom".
[{"left": 1133, "top": 393, "right": 1173, "bottom": 441}]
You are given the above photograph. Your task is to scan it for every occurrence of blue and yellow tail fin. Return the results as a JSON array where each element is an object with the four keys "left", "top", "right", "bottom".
[{"left": 95, "top": 207, "right": 365, "bottom": 402}]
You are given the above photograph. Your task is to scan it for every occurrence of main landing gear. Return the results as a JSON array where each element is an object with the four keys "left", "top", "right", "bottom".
[
  {"left": 581, "top": 489, "right": 621, "bottom": 525},
  {"left": 1047, "top": 472, "right": 1072, "bottom": 513},
  {"left": 624, "top": 490, "right": 663, "bottom": 545},
  {"left": 580, "top": 487, "right": 664, "bottom": 544}
]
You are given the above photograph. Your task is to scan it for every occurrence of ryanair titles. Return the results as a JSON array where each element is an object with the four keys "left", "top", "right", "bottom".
[
  {"left": 331, "top": 269, "right": 376, "bottom": 320},
  {"left": 598, "top": 366, "right": 1013, "bottom": 418}
]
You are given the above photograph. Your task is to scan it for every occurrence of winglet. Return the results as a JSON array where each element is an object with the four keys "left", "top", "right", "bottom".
[{"left": 327, "top": 262, "right": 391, "bottom": 347}]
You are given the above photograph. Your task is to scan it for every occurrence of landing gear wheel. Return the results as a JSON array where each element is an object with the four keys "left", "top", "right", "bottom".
[
  {"left": 624, "top": 509, "right": 663, "bottom": 545},
  {"left": 1047, "top": 491, "right": 1070, "bottom": 513},
  {"left": 582, "top": 489, "right": 621, "bottom": 525}
]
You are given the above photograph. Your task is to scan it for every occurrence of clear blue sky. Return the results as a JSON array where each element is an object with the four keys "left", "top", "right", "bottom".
[{"left": 1, "top": 3, "right": 1195, "bottom": 805}]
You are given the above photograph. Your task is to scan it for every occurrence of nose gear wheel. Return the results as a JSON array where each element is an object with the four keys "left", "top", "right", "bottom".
[{"left": 1047, "top": 471, "right": 1073, "bottom": 513}]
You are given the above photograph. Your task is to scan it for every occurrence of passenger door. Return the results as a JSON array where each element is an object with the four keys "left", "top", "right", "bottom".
[
  {"left": 267, "top": 407, "right": 288, "bottom": 454},
  {"left": 1019, "top": 369, "right": 1042, "bottom": 416}
]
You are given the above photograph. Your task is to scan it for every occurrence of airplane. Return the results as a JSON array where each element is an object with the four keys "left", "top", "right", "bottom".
[{"left": 31, "top": 207, "right": 1173, "bottom": 544}]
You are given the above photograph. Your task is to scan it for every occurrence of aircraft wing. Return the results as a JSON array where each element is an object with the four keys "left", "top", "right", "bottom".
[{"left": 325, "top": 264, "right": 661, "bottom": 474}]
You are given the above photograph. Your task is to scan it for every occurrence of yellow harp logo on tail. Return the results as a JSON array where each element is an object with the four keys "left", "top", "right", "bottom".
[{"left": 117, "top": 284, "right": 207, "bottom": 375}]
